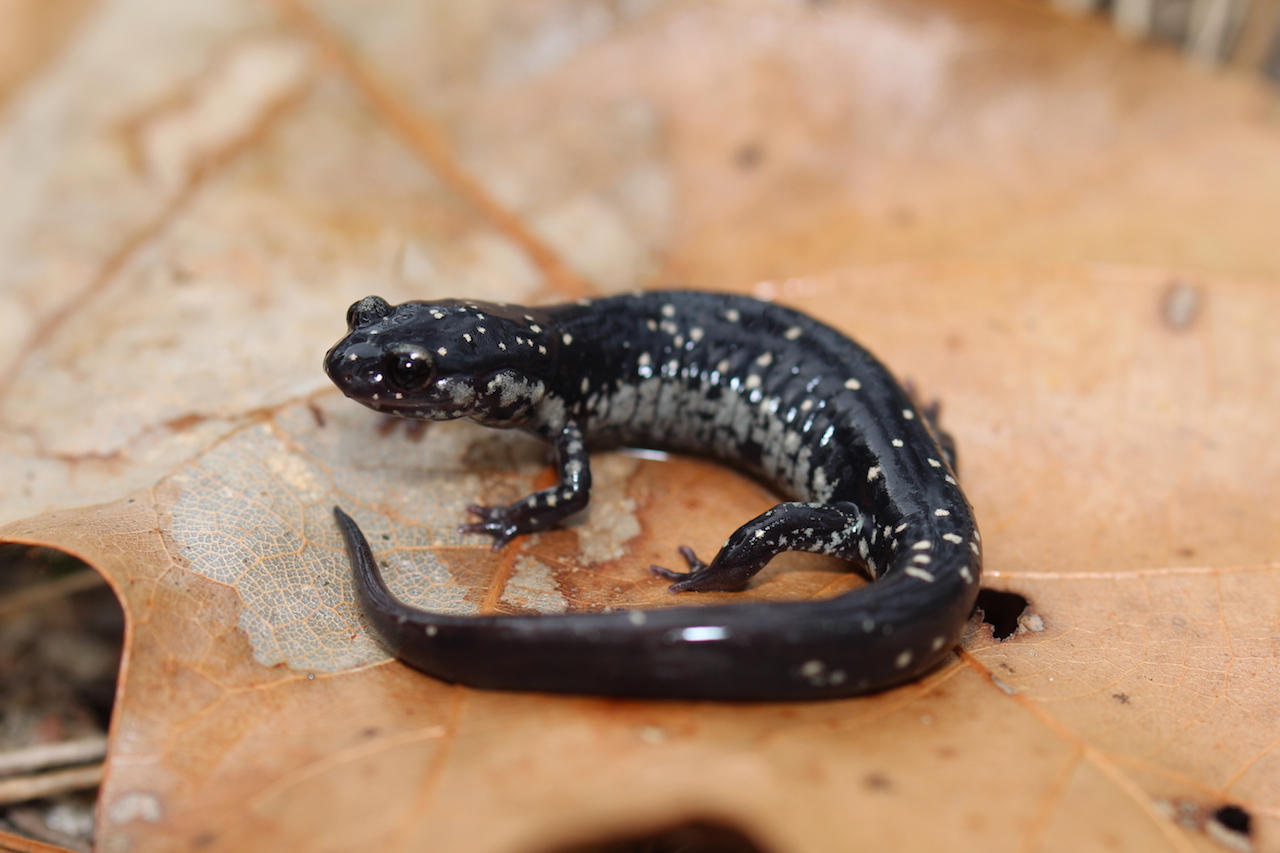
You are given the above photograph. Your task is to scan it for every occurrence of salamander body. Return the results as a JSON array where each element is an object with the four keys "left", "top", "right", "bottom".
[{"left": 326, "top": 290, "right": 981, "bottom": 699}]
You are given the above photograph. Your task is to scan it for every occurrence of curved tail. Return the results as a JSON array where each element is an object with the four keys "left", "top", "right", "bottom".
[{"left": 336, "top": 507, "right": 979, "bottom": 700}]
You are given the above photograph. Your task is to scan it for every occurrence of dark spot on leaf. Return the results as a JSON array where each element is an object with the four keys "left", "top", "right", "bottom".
[
  {"left": 864, "top": 772, "right": 892, "bottom": 791},
  {"left": 309, "top": 401, "right": 327, "bottom": 428},
  {"left": 544, "top": 821, "right": 772, "bottom": 853},
  {"left": 193, "top": 831, "right": 217, "bottom": 847},
  {"left": 1212, "top": 804, "right": 1251, "bottom": 836},
  {"left": 976, "top": 589, "right": 1030, "bottom": 640},
  {"left": 734, "top": 142, "right": 763, "bottom": 170},
  {"left": 1112, "top": 692, "right": 1129, "bottom": 704}
]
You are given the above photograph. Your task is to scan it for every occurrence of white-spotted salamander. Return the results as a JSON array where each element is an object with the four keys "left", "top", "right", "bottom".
[{"left": 325, "top": 291, "right": 981, "bottom": 700}]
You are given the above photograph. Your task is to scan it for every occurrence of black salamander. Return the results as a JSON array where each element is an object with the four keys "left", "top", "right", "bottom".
[{"left": 325, "top": 290, "right": 981, "bottom": 700}]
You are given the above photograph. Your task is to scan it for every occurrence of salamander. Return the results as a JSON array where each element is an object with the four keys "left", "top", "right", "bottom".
[{"left": 325, "top": 290, "right": 981, "bottom": 700}]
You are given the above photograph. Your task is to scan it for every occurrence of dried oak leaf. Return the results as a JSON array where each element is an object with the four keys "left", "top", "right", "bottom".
[{"left": 1, "top": 1, "right": 1278, "bottom": 852}]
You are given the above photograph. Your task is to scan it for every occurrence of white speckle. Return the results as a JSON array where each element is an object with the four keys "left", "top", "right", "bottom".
[
  {"left": 844, "top": 378, "right": 861, "bottom": 390},
  {"left": 959, "top": 565, "right": 974, "bottom": 583},
  {"left": 894, "top": 523, "right": 908, "bottom": 533},
  {"left": 905, "top": 567, "right": 935, "bottom": 582},
  {"left": 912, "top": 554, "right": 932, "bottom": 565},
  {"left": 784, "top": 326, "right": 803, "bottom": 340},
  {"left": 498, "top": 342, "right": 507, "bottom": 350},
  {"left": 945, "top": 474, "right": 958, "bottom": 485},
  {"left": 690, "top": 327, "right": 704, "bottom": 342},
  {"left": 927, "top": 458, "right": 942, "bottom": 468},
  {"left": 580, "top": 377, "right": 590, "bottom": 394},
  {"left": 745, "top": 374, "right": 762, "bottom": 390},
  {"left": 530, "top": 323, "right": 542, "bottom": 333},
  {"left": 562, "top": 333, "right": 573, "bottom": 345},
  {"left": 646, "top": 319, "right": 657, "bottom": 331},
  {"left": 681, "top": 626, "right": 728, "bottom": 642},
  {"left": 576, "top": 298, "right": 593, "bottom": 307},
  {"left": 425, "top": 625, "right": 438, "bottom": 637},
  {"left": 628, "top": 611, "right": 647, "bottom": 626},
  {"left": 934, "top": 508, "right": 951, "bottom": 517},
  {"left": 912, "top": 540, "right": 932, "bottom": 550},
  {"left": 891, "top": 438, "right": 904, "bottom": 447},
  {"left": 862, "top": 618, "right": 876, "bottom": 632},
  {"left": 931, "top": 636, "right": 946, "bottom": 651},
  {"left": 942, "top": 533, "right": 963, "bottom": 544},
  {"left": 903, "top": 409, "right": 915, "bottom": 420},
  {"left": 894, "top": 649, "right": 913, "bottom": 669},
  {"left": 661, "top": 303, "right": 676, "bottom": 317},
  {"left": 973, "top": 530, "right": 981, "bottom": 542},
  {"left": 970, "top": 541, "right": 981, "bottom": 556},
  {"left": 725, "top": 308, "right": 740, "bottom": 322},
  {"left": 800, "top": 399, "right": 813, "bottom": 411},
  {"left": 820, "top": 425, "right": 834, "bottom": 446},
  {"left": 538, "top": 345, "right": 547, "bottom": 355},
  {"left": 108, "top": 791, "right": 164, "bottom": 824},
  {"left": 754, "top": 529, "right": 765, "bottom": 539},
  {"left": 347, "top": 353, "right": 358, "bottom": 361},
  {"left": 638, "top": 352, "right": 652, "bottom": 367},
  {"left": 437, "top": 347, "right": 448, "bottom": 356},
  {"left": 858, "top": 539, "right": 869, "bottom": 559},
  {"left": 800, "top": 660, "right": 825, "bottom": 678},
  {"left": 756, "top": 352, "right": 774, "bottom": 367},
  {"left": 866, "top": 466, "right": 881, "bottom": 482},
  {"left": 463, "top": 333, "right": 472, "bottom": 343},
  {"left": 716, "top": 359, "right": 730, "bottom": 374},
  {"left": 477, "top": 326, "right": 487, "bottom": 334}
]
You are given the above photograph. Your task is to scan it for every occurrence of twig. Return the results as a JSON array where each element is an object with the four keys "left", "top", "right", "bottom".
[
  {"left": 0, "top": 766, "right": 103, "bottom": 807},
  {"left": 0, "top": 738, "right": 107, "bottom": 779},
  {"left": 0, "top": 572, "right": 107, "bottom": 620}
]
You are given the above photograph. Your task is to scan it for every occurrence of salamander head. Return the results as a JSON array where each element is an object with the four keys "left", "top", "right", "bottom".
[{"left": 324, "top": 295, "right": 559, "bottom": 427}]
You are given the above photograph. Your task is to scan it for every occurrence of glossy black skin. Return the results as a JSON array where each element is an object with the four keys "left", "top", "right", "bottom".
[{"left": 325, "top": 291, "right": 982, "bottom": 700}]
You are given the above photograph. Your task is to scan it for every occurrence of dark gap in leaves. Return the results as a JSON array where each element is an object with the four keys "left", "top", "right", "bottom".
[
  {"left": 0, "top": 544, "right": 124, "bottom": 850},
  {"left": 975, "top": 588, "right": 1030, "bottom": 640},
  {"left": 1212, "top": 804, "right": 1252, "bottom": 836},
  {"left": 543, "top": 821, "right": 773, "bottom": 853}
]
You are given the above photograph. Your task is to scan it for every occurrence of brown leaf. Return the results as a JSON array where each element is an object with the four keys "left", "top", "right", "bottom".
[{"left": 2, "top": 0, "right": 1278, "bottom": 852}]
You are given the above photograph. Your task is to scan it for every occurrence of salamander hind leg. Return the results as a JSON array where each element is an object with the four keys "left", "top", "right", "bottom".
[{"left": 650, "top": 502, "right": 865, "bottom": 593}]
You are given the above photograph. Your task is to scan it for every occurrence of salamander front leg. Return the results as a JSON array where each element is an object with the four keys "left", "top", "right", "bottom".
[
  {"left": 461, "top": 420, "right": 592, "bottom": 549},
  {"left": 651, "top": 501, "right": 865, "bottom": 593}
]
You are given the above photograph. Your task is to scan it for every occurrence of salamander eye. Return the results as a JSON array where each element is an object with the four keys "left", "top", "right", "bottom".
[
  {"left": 384, "top": 344, "right": 435, "bottom": 392},
  {"left": 347, "top": 295, "right": 393, "bottom": 331}
]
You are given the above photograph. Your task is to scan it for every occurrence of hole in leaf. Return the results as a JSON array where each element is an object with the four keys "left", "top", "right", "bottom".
[
  {"left": 0, "top": 544, "right": 124, "bottom": 851},
  {"left": 544, "top": 820, "right": 773, "bottom": 853},
  {"left": 975, "top": 588, "right": 1030, "bottom": 640},
  {"left": 1211, "top": 804, "right": 1252, "bottom": 836}
]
